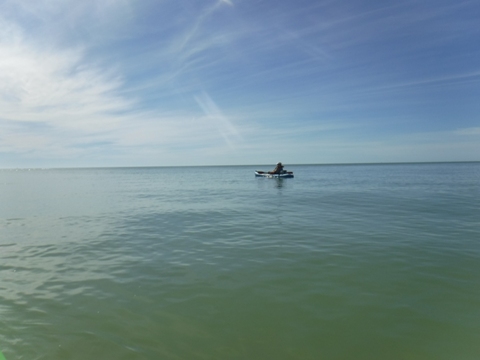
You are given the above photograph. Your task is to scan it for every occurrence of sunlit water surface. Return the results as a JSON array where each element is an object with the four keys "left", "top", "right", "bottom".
[{"left": 1, "top": 163, "right": 479, "bottom": 359}]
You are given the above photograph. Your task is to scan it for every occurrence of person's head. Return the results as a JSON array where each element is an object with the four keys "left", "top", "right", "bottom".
[{"left": 277, "top": 162, "right": 282, "bottom": 165}]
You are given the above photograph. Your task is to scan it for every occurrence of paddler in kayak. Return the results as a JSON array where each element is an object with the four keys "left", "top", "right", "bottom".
[{"left": 268, "top": 162, "right": 284, "bottom": 174}]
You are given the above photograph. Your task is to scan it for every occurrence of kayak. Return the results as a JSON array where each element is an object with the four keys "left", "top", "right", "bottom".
[{"left": 255, "top": 170, "right": 294, "bottom": 178}]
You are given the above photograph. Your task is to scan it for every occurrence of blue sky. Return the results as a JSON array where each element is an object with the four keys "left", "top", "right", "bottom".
[{"left": 1, "top": 0, "right": 479, "bottom": 167}]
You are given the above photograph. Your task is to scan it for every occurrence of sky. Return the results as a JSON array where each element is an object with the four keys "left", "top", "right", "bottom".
[{"left": 1, "top": 0, "right": 479, "bottom": 168}]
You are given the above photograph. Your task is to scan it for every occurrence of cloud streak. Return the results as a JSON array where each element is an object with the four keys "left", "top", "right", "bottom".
[{"left": 194, "top": 92, "right": 242, "bottom": 149}]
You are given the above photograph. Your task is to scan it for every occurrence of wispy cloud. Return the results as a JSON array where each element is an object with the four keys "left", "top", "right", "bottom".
[
  {"left": 0, "top": 28, "right": 129, "bottom": 123},
  {"left": 366, "top": 71, "right": 480, "bottom": 92},
  {"left": 0, "top": 15, "right": 248, "bottom": 163},
  {"left": 454, "top": 127, "right": 480, "bottom": 136},
  {"left": 194, "top": 92, "right": 242, "bottom": 149}
]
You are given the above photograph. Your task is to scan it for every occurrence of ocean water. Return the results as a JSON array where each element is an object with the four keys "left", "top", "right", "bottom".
[{"left": 0, "top": 163, "right": 479, "bottom": 360}]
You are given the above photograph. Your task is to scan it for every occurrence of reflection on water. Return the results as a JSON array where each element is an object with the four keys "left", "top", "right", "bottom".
[
  {"left": 255, "top": 176, "right": 293, "bottom": 190},
  {"left": 274, "top": 177, "right": 285, "bottom": 188}
]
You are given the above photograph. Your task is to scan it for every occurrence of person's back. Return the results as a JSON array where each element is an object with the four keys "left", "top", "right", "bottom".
[{"left": 269, "top": 162, "right": 284, "bottom": 174}]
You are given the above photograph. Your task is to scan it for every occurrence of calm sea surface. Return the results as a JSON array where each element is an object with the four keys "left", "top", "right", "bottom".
[{"left": 1, "top": 163, "right": 479, "bottom": 360}]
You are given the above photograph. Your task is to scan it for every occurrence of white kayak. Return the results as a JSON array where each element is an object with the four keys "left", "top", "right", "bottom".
[{"left": 255, "top": 170, "right": 294, "bottom": 178}]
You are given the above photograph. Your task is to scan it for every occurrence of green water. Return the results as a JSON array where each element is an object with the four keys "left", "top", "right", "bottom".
[{"left": 1, "top": 164, "right": 479, "bottom": 359}]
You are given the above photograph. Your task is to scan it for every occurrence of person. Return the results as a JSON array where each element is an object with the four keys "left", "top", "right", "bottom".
[{"left": 269, "top": 162, "right": 284, "bottom": 174}]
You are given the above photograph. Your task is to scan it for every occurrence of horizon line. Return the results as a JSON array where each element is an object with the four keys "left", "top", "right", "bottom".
[{"left": 1, "top": 160, "right": 479, "bottom": 171}]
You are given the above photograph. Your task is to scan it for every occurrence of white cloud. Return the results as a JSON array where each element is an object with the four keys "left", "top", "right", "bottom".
[
  {"left": 0, "top": 15, "right": 138, "bottom": 157},
  {"left": 0, "top": 23, "right": 130, "bottom": 125}
]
